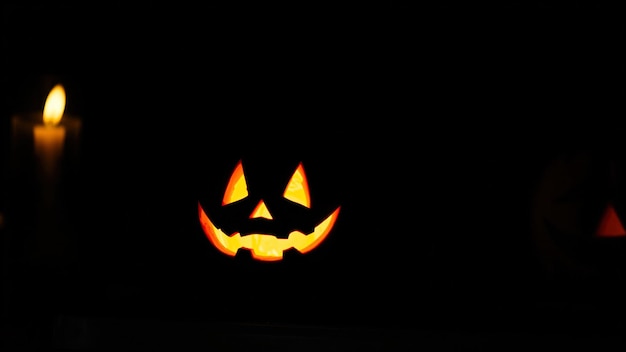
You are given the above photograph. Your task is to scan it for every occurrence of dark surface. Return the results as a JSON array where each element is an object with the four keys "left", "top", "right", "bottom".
[{"left": 2, "top": 2, "right": 625, "bottom": 351}]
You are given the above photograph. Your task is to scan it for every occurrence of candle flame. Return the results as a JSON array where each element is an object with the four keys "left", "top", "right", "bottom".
[{"left": 43, "top": 84, "right": 66, "bottom": 126}]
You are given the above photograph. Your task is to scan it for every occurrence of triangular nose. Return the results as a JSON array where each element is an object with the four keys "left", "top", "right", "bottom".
[
  {"left": 250, "top": 200, "right": 273, "bottom": 219},
  {"left": 595, "top": 203, "right": 626, "bottom": 238}
]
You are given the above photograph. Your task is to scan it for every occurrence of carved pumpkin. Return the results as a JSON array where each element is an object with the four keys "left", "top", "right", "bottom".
[
  {"left": 198, "top": 159, "right": 340, "bottom": 261},
  {"left": 531, "top": 151, "right": 626, "bottom": 278}
]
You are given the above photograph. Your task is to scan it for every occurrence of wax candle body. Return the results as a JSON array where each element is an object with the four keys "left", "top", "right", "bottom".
[
  {"left": 11, "top": 113, "right": 81, "bottom": 183},
  {"left": 9, "top": 112, "right": 81, "bottom": 264},
  {"left": 34, "top": 123, "right": 66, "bottom": 180}
]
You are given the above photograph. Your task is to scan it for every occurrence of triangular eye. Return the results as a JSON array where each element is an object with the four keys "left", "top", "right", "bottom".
[
  {"left": 283, "top": 162, "right": 311, "bottom": 208},
  {"left": 223, "top": 160, "right": 248, "bottom": 205}
]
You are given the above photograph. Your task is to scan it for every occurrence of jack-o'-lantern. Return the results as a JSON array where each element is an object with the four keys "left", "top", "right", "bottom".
[
  {"left": 198, "top": 159, "right": 340, "bottom": 261},
  {"left": 532, "top": 151, "right": 626, "bottom": 279}
]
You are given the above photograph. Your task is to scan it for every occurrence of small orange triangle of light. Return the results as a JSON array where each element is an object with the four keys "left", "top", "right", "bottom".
[
  {"left": 250, "top": 200, "right": 273, "bottom": 219},
  {"left": 595, "top": 203, "right": 626, "bottom": 238}
]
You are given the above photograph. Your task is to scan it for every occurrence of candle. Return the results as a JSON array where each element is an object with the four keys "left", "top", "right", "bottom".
[
  {"left": 33, "top": 84, "right": 67, "bottom": 180},
  {"left": 11, "top": 83, "right": 82, "bottom": 186},
  {"left": 9, "top": 81, "right": 81, "bottom": 264}
]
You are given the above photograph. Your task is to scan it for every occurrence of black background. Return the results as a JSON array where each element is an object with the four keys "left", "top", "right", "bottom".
[{"left": 2, "top": 2, "right": 625, "bottom": 351}]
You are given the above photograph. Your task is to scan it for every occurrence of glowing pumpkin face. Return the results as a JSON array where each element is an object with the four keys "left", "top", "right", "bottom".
[{"left": 198, "top": 160, "right": 340, "bottom": 261}]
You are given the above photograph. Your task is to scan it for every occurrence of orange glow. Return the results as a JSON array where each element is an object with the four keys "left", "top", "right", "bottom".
[
  {"left": 223, "top": 160, "right": 248, "bottom": 205},
  {"left": 250, "top": 201, "right": 273, "bottom": 219},
  {"left": 42, "top": 84, "right": 66, "bottom": 126},
  {"left": 595, "top": 203, "right": 626, "bottom": 238},
  {"left": 199, "top": 160, "right": 340, "bottom": 261},
  {"left": 283, "top": 163, "right": 310, "bottom": 208},
  {"left": 199, "top": 203, "right": 340, "bottom": 261}
]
